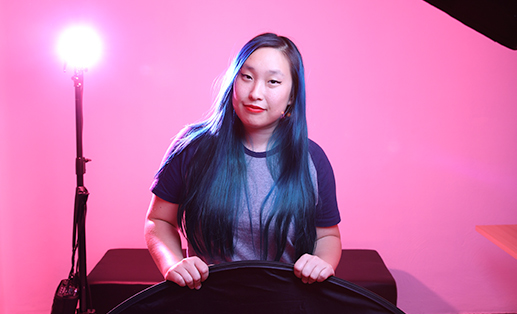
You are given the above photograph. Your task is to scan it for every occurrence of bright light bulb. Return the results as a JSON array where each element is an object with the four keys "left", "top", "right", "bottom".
[{"left": 57, "top": 25, "right": 102, "bottom": 69}]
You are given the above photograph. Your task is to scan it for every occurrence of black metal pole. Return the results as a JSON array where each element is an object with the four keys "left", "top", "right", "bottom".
[
  {"left": 72, "top": 69, "right": 94, "bottom": 314},
  {"left": 73, "top": 70, "right": 85, "bottom": 185}
]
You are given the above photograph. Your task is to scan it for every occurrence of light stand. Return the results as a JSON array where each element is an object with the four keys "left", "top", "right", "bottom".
[
  {"left": 71, "top": 68, "right": 94, "bottom": 314},
  {"left": 56, "top": 24, "right": 101, "bottom": 314}
]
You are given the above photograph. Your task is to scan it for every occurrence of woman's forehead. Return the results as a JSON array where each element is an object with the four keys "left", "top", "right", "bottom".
[{"left": 242, "top": 48, "right": 291, "bottom": 74}]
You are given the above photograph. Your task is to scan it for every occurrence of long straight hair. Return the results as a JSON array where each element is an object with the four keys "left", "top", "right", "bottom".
[{"left": 159, "top": 33, "right": 316, "bottom": 261}]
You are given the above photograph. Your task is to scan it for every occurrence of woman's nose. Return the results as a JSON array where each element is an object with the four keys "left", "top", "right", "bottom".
[{"left": 249, "top": 81, "right": 264, "bottom": 101}]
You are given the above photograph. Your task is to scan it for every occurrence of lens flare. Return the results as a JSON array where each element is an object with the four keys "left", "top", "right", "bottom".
[{"left": 57, "top": 25, "right": 102, "bottom": 69}]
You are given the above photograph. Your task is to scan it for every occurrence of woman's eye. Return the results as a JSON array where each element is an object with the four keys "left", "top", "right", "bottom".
[
  {"left": 269, "top": 80, "right": 281, "bottom": 85},
  {"left": 241, "top": 73, "right": 252, "bottom": 80}
]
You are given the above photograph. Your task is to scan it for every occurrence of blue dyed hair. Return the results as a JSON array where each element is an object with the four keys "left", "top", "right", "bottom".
[{"left": 160, "top": 33, "right": 316, "bottom": 261}]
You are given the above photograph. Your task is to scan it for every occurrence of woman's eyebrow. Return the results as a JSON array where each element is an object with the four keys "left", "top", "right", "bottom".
[
  {"left": 241, "top": 64, "right": 254, "bottom": 71},
  {"left": 268, "top": 69, "right": 285, "bottom": 77},
  {"left": 242, "top": 65, "right": 285, "bottom": 77}
]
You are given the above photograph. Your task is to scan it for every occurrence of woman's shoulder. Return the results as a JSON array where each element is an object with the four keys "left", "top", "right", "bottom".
[
  {"left": 169, "top": 126, "right": 211, "bottom": 156},
  {"left": 308, "top": 139, "right": 334, "bottom": 171},
  {"left": 308, "top": 139, "right": 328, "bottom": 159}
]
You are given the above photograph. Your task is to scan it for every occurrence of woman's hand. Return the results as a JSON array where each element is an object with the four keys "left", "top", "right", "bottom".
[
  {"left": 145, "top": 196, "right": 209, "bottom": 290},
  {"left": 165, "top": 256, "right": 209, "bottom": 290},
  {"left": 293, "top": 225, "right": 341, "bottom": 284},
  {"left": 293, "top": 253, "right": 335, "bottom": 284}
]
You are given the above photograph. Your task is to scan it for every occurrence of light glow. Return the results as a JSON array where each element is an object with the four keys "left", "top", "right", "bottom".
[{"left": 57, "top": 25, "right": 103, "bottom": 69}]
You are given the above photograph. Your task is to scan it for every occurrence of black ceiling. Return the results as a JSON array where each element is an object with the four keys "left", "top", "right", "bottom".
[{"left": 424, "top": 0, "right": 517, "bottom": 50}]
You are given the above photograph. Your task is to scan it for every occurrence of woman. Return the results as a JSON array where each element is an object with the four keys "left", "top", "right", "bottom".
[{"left": 145, "top": 33, "right": 341, "bottom": 290}]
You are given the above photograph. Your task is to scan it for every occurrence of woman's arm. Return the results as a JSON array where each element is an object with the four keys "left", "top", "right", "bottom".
[
  {"left": 144, "top": 194, "right": 208, "bottom": 289},
  {"left": 293, "top": 225, "right": 341, "bottom": 284}
]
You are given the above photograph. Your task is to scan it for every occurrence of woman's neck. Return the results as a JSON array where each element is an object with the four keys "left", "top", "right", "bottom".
[{"left": 243, "top": 128, "right": 273, "bottom": 152}]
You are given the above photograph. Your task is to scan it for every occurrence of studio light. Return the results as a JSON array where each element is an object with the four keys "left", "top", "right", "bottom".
[{"left": 57, "top": 25, "right": 103, "bottom": 70}]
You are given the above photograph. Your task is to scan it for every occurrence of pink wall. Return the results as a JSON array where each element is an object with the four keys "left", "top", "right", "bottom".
[{"left": 1, "top": 1, "right": 517, "bottom": 313}]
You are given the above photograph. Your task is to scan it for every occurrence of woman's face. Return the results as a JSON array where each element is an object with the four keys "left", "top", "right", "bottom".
[{"left": 232, "top": 47, "right": 293, "bottom": 136}]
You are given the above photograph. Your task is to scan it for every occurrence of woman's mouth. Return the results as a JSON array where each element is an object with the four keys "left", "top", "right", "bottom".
[{"left": 244, "top": 104, "right": 265, "bottom": 113}]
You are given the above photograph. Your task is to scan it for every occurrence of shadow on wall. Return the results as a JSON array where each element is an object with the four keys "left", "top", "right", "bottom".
[{"left": 390, "top": 269, "right": 457, "bottom": 314}]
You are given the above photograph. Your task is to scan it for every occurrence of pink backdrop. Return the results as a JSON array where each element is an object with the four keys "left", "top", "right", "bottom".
[{"left": 1, "top": 1, "right": 517, "bottom": 313}]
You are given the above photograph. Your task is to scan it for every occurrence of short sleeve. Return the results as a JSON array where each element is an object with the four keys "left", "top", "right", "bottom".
[
  {"left": 309, "top": 140, "right": 341, "bottom": 227},
  {"left": 150, "top": 141, "right": 197, "bottom": 204}
]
